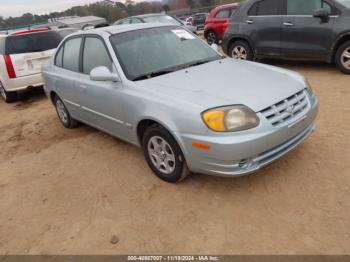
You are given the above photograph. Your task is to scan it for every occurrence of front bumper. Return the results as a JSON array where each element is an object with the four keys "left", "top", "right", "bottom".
[{"left": 177, "top": 95, "right": 319, "bottom": 177}]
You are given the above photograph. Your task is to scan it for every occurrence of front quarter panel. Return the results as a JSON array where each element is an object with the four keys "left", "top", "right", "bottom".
[{"left": 121, "top": 81, "right": 209, "bottom": 146}]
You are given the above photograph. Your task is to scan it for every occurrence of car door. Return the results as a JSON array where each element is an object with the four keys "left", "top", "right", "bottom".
[
  {"left": 246, "top": 0, "right": 282, "bottom": 56},
  {"left": 77, "top": 36, "right": 129, "bottom": 139},
  {"left": 53, "top": 36, "right": 84, "bottom": 117},
  {"left": 280, "top": 0, "right": 336, "bottom": 59},
  {"left": 213, "top": 8, "right": 234, "bottom": 38}
]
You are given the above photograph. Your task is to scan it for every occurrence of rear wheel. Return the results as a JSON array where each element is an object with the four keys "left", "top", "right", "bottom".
[
  {"left": 206, "top": 30, "right": 217, "bottom": 45},
  {"left": 0, "top": 81, "right": 17, "bottom": 103},
  {"left": 53, "top": 95, "right": 79, "bottom": 128},
  {"left": 335, "top": 40, "right": 350, "bottom": 75},
  {"left": 142, "top": 124, "right": 190, "bottom": 183},
  {"left": 228, "top": 40, "right": 254, "bottom": 61}
]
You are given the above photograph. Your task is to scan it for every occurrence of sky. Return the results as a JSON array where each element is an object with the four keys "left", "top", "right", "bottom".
[{"left": 0, "top": 0, "right": 149, "bottom": 18}]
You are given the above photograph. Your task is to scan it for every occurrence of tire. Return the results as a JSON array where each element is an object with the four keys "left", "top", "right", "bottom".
[
  {"left": 228, "top": 40, "right": 254, "bottom": 61},
  {"left": 206, "top": 30, "right": 217, "bottom": 45},
  {"left": 0, "top": 81, "right": 17, "bottom": 103},
  {"left": 335, "top": 40, "right": 350, "bottom": 75},
  {"left": 53, "top": 95, "right": 79, "bottom": 129},
  {"left": 142, "top": 124, "right": 190, "bottom": 183}
]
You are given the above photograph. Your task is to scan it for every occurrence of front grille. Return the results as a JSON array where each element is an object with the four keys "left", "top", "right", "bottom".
[{"left": 260, "top": 89, "right": 310, "bottom": 127}]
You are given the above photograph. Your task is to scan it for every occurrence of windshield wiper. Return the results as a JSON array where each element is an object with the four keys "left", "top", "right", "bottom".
[{"left": 133, "top": 70, "right": 174, "bottom": 81}]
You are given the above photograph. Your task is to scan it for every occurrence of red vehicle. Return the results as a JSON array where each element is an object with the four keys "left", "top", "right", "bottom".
[{"left": 204, "top": 3, "right": 240, "bottom": 45}]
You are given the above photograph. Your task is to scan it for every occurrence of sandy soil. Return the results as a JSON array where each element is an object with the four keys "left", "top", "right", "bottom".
[{"left": 0, "top": 61, "right": 349, "bottom": 255}]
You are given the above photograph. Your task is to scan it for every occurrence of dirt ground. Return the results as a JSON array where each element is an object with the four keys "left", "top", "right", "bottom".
[{"left": 0, "top": 61, "right": 349, "bottom": 255}]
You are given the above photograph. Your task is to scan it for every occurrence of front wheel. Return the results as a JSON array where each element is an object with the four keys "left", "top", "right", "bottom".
[
  {"left": 335, "top": 40, "right": 350, "bottom": 75},
  {"left": 0, "top": 81, "right": 17, "bottom": 103},
  {"left": 228, "top": 40, "right": 254, "bottom": 61},
  {"left": 142, "top": 125, "right": 190, "bottom": 183}
]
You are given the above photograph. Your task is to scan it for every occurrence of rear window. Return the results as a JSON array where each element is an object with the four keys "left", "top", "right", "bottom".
[{"left": 5, "top": 31, "right": 62, "bottom": 55}]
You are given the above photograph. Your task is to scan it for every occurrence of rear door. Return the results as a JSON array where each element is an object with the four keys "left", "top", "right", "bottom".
[
  {"left": 212, "top": 8, "right": 235, "bottom": 38},
  {"left": 280, "top": 0, "right": 336, "bottom": 59},
  {"left": 5, "top": 31, "right": 62, "bottom": 77},
  {"left": 53, "top": 36, "right": 84, "bottom": 117},
  {"left": 246, "top": 0, "right": 282, "bottom": 56}
]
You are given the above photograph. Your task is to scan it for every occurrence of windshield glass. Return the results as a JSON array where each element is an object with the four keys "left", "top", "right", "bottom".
[
  {"left": 142, "top": 15, "right": 182, "bottom": 26},
  {"left": 110, "top": 26, "right": 221, "bottom": 81},
  {"left": 6, "top": 31, "right": 62, "bottom": 54},
  {"left": 335, "top": 0, "right": 350, "bottom": 8}
]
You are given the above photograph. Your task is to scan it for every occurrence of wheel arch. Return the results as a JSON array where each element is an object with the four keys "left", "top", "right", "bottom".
[
  {"left": 331, "top": 32, "right": 350, "bottom": 62},
  {"left": 136, "top": 117, "right": 188, "bottom": 158},
  {"left": 226, "top": 35, "right": 254, "bottom": 55}
]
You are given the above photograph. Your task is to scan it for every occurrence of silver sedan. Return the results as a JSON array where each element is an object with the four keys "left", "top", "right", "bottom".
[{"left": 42, "top": 23, "right": 319, "bottom": 183}]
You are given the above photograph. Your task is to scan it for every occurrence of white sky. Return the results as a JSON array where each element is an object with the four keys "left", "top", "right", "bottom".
[{"left": 0, "top": 0, "right": 151, "bottom": 18}]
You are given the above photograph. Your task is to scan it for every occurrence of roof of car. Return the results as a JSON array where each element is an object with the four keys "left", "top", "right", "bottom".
[
  {"left": 131, "top": 13, "right": 169, "bottom": 19},
  {"left": 74, "top": 23, "right": 176, "bottom": 37},
  {"left": 215, "top": 3, "right": 240, "bottom": 10}
]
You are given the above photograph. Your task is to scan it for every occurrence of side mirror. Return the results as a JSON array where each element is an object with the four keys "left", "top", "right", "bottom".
[
  {"left": 211, "top": 43, "right": 219, "bottom": 52},
  {"left": 90, "top": 66, "right": 119, "bottom": 82},
  {"left": 313, "top": 8, "right": 330, "bottom": 23}
]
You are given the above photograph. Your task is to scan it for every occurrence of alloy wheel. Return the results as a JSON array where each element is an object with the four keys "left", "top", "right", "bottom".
[
  {"left": 56, "top": 100, "right": 68, "bottom": 124},
  {"left": 147, "top": 136, "right": 176, "bottom": 175},
  {"left": 207, "top": 31, "right": 216, "bottom": 45},
  {"left": 232, "top": 45, "right": 247, "bottom": 60},
  {"left": 341, "top": 47, "right": 350, "bottom": 70}
]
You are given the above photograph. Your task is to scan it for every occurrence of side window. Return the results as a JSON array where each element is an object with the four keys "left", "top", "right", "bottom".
[
  {"left": 215, "top": 9, "right": 232, "bottom": 18},
  {"left": 62, "top": 37, "right": 82, "bottom": 72},
  {"left": 82, "top": 37, "right": 112, "bottom": 74},
  {"left": 287, "top": 0, "right": 332, "bottom": 15},
  {"left": 55, "top": 45, "right": 63, "bottom": 67},
  {"left": 248, "top": 2, "right": 258, "bottom": 16},
  {"left": 256, "top": 0, "right": 280, "bottom": 15},
  {"left": 130, "top": 18, "right": 142, "bottom": 24},
  {"left": 118, "top": 19, "right": 130, "bottom": 25}
]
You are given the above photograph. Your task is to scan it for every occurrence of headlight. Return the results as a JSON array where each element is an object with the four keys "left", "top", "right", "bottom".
[
  {"left": 202, "top": 105, "right": 260, "bottom": 132},
  {"left": 305, "top": 79, "right": 313, "bottom": 97}
]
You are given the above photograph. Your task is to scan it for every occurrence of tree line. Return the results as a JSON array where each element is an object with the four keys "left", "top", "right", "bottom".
[{"left": 0, "top": 0, "right": 240, "bottom": 29}]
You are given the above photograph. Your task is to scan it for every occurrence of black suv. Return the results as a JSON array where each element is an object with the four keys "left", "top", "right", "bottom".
[{"left": 222, "top": 0, "right": 350, "bottom": 74}]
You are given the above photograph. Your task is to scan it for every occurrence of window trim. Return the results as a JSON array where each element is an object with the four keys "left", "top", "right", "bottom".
[
  {"left": 247, "top": 0, "right": 283, "bottom": 16},
  {"left": 215, "top": 8, "right": 233, "bottom": 18},
  {"left": 282, "top": 0, "right": 339, "bottom": 16},
  {"left": 81, "top": 34, "right": 113, "bottom": 75},
  {"left": 54, "top": 35, "right": 83, "bottom": 73}
]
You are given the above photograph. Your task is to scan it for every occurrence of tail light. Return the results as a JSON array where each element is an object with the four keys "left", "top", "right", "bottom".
[
  {"left": 223, "top": 21, "right": 230, "bottom": 33},
  {"left": 4, "top": 55, "right": 16, "bottom": 79}
]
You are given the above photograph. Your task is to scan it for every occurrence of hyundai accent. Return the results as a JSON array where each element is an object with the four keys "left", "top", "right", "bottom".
[{"left": 42, "top": 24, "right": 319, "bottom": 183}]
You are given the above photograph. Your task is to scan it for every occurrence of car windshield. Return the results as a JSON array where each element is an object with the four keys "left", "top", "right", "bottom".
[
  {"left": 142, "top": 15, "right": 182, "bottom": 26},
  {"left": 5, "top": 31, "right": 62, "bottom": 54},
  {"left": 110, "top": 26, "right": 221, "bottom": 81},
  {"left": 335, "top": 0, "right": 350, "bottom": 8}
]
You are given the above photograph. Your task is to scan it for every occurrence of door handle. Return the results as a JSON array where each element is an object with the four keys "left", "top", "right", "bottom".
[
  {"left": 79, "top": 85, "right": 87, "bottom": 92},
  {"left": 283, "top": 22, "right": 294, "bottom": 27},
  {"left": 246, "top": 20, "right": 254, "bottom": 24}
]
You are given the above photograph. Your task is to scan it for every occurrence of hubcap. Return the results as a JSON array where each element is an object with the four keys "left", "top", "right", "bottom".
[
  {"left": 147, "top": 136, "right": 176, "bottom": 175},
  {"left": 341, "top": 47, "right": 350, "bottom": 69},
  {"left": 232, "top": 45, "right": 247, "bottom": 60},
  {"left": 207, "top": 32, "right": 216, "bottom": 44},
  {"left": 0, "top": 82, "right": 6, "bottom": 100},
  {"left": 56, "top": 100, "right": 68, "bottom": 124}
]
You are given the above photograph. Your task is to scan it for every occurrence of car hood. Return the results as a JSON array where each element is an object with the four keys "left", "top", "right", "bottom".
[{"left": 135, "top": 58, "right": 307, "bottom": 112}]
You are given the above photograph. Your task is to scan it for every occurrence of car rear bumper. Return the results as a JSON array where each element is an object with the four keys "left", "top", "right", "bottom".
[
  {"left": 177, "top": 95, "right": 319, "bottom": 177},
  {"left": 2, "top": 73, "right": 43, "bottom": 92}
]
